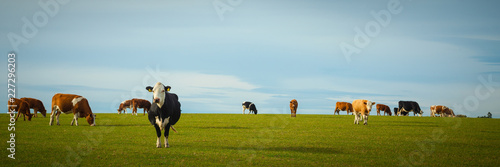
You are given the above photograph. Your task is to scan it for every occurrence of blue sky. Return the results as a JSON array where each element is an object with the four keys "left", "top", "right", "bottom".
[{"left": 1, "top": 0, "right": 499, "bottom": 117}]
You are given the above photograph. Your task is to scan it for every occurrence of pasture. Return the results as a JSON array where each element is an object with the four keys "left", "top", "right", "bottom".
[{"left": 1, "top": 113, "right": 499, "bottom": 166}]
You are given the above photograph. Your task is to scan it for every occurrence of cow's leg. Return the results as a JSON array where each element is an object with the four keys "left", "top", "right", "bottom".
[
  {"left": 242, "top": 107, "right": 245, "bottom": 114},
  {"left": 144, "top": 108, "right": 146, "bottom": 115},
  {"left": 50, "top": 108, "right": 55, "bottom": 125},
  {"left": 164, "top": 124, "right": 171, "bottom": 148},
  {"left": 363, "top": 115, "right": 368, "bottom": 125},
  {"left": 55, "top": 112, "right": 61, "bottom": 125},
  {"left": 154, "top": 125, "right": 162, "bottom": 148},
  {"left": 354, "top": 112, "right": 358, "bottom": 124},
  {"left": 15, "top": 111, "right": 21, "bottom": 121},
  {"left": 71, "top": 113, "right": 79, "bottom": 126}
]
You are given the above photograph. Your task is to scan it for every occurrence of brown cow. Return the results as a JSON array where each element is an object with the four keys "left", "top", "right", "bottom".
[
  {"left": 131, "top": 98, "right": 151, "bottom": 116},
  {"left": 290, "top": 99, "right": 298, "bottom": 117},
  {"left": 376, "top": 104, "right": 391, "bottom": 116},
  {"left": 117, "top": 100, "right": 133, "bottom": 114},
  {"left": 8, "top": 98, "right": 33, "bottom": 121},
  {"left": 20, "top": 97, "right": 47, "bottom": 117},
  {"left": 334, "top": 102, "right": 353, "bottom": 115},
  {"left": 50, "top": 93, "right": 95, "bottom": 126},
  {"left": 352, "top": 99, "right": 375, "bottom": 125},
  {"left": 431, "top": 105, "right": 456, "bottom": 117}
]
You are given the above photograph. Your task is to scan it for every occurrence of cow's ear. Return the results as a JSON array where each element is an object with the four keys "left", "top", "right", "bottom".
[
  {"left": 372, "top": 102, "right": 376, "bottom": 105},
  {"left": 364, "top": 102, "right": 367, "bottom": 105},
  {"left": 165, "top": 86, "right": 171, "bottom": 92},
  {"left": 146, "top": 86, "right": 153, "bottom": 92}
]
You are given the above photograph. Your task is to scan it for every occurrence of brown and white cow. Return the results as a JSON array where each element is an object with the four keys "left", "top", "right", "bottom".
[
  {"left": 290, "top": 99, "right": 298, "bottom": 117},
  {"left": 20, "top": 97, "right": 47, "bottom": 117},
  {"left": 334, "top": 102, "right": 353, "bottom": 115},
  {"left": 8, "top": 98, "right": 33, "bottom": 121},
  {"left": 49, "top": 93, "right": 95, "bottom": 126},
  {"left": 352, "top": 99, "right": 375, "bottom": 125},
  {"left": 117, "top": 100, "right": 133, "bottom": 114},
  {"left": 431, "top": 105, "right": 455, "bottom": 117},
  {"left": 376, "top": 104, "right": 391, "bottom": 116},
  {"left": 131, "top": 98, "right": 151, "bottom": 116},
  {"left": 443, "top": 108, "right": 455, "bottom": 117}
]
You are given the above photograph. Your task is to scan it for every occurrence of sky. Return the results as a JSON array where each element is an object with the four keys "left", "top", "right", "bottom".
[{"left": 1, "top": 0, "right": 499, "bottom": 118}]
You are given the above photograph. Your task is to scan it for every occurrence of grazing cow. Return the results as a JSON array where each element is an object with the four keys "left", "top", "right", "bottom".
[
  {"left": 431, "top": 105, "right": 455, "bottom": 117},
  {"left": 20, "top": 97, "right": 47, "bottom": 117},
  {"left": 334, "top": 102, "right": 353, "bottom": 115},
  {"left": 49, "top": 94, "right": 95, "bottom": 126},
  {"left": 242, "top": 101, "right": 258, "bottom": 114},
  {"left": 352, "top": 99, "right": 375, "bottom": 125},
  {"left": 146, "top": 82, "right": 181, "bottom": 148},
  {"left": 443, "top": 108, "right": 455, "bottom": 117},
  {"left": 117, "top": 100, "right": 133, "bottom": 114},
  {"left": 132, "top": 98, "right": 151, "bottom": 116},
  {"left": 290, "top": 99, "right": 298, "bottom": 117},
  {"left": 397, "top": 101, "right": 423, "bottom": 117},
  {"left": 376, "top": 104, "right": 391, "bottom": 116},
  {"left": 8, "top": 98, "right": 33, "bottom": 121}
]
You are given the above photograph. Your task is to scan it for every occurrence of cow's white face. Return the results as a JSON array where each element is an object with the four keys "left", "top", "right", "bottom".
[
  {"left": 153, "top": 82, "right": 166, "bottom": 108},
  {"left": 365, "top": 101, "right": 376, "bottom": 111}
]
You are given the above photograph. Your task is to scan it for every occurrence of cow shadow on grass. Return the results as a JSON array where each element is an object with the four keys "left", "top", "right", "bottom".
[
  {"left": 98, "top": 124, "right": 150, "bottom": 127},
  {"left": 224, "top": 146, "right": 341, "bottom": 154}
]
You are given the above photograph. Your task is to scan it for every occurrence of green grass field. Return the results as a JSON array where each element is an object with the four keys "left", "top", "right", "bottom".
[{"left": 1, "top": 113, "right": 499, "bottom": 166}]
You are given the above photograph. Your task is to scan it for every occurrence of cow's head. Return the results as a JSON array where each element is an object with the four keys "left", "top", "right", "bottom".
[
  {"left": 364, "top": 101, "right": 376, "bottom": 111},
  {"left": 86, "top": 114, "right": 96, "bottom": 126},
  {"left": 40, "top": 108, "right": 47, "bottom": 117},
  {"left": 146, "top": 82, "right": 169, "bottom": 108},
  {"left": 26, "top": 113, "right": 33, "bottom": 121}
]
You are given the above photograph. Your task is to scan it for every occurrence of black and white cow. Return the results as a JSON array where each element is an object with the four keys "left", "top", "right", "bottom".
[
  {"left": 146, "top": 82, "right": 181, "bottom": 148},
  {"left": 242, "top": 101, "right": 257, "bottom": 114},
  {"left": 397, "top": 101, "right": 423, "bottom": 117}
]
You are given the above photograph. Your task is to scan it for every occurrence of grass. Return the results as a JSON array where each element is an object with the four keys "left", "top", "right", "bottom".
[{"left": 1, "top": 113, "right": 499, "bottom": 166}]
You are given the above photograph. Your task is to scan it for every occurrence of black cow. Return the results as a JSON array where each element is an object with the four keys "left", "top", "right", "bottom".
[
  {"left": 242, "top": 101, "right": 258, "bottom": 114},
  {"left": 146, "top": 82, "right": 181, "bottom": 148},
  {"left": 398, "top": 101, "right": 423, "bottom": 117}
]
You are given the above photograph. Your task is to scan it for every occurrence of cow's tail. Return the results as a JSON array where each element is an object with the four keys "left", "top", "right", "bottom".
[{"left": 171, "top": 126, "right": 178, "bottom": 133}]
